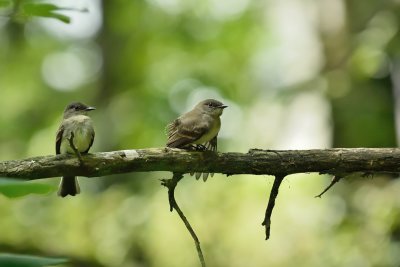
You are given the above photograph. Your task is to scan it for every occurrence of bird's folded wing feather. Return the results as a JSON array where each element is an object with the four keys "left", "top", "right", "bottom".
[
  {"left": 166, "top": 117, "right": 208, "bottom": 148},
  {"left": 55, "top": 124, "right": 64, "bottom": 155}
]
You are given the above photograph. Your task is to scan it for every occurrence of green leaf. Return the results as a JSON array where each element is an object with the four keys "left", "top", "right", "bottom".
[
  {"left": 0, "top": 253, "right": 67, "bottom": 267},
  {"left": 0, "top": 178, "right": 56, "bottom": 198},
  {"left": 23, "top": 3, "right": 71, "bottom": 23}
]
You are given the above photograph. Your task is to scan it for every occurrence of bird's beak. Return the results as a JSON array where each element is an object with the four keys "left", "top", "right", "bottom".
[
  {"left": 219, "top": 105, "right": 228, "bottom": 109},
  {"left": 85, "top": 106, "right": 96, "bottom": 111}
]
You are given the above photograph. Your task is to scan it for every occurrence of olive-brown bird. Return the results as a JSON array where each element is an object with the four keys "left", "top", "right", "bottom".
[
  {"left": 56, "top": 102, "right": 95, "bottom": 197},
  {"left": 166, "top": 99, "right": 227, "bottom": 180}
]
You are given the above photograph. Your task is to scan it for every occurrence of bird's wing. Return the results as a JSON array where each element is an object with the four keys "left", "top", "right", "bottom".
[
  {"left": 166, "top": 116, "right": 208, "bottom": 148},
  {"left": 55, "top": 124, "right": 64, "bottom": 155},
  {"left": 83, "top": 127, "right": 95, "bottom": 153}
]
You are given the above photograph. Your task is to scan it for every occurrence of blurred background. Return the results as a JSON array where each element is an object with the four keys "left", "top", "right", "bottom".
[{"left": 1, "top": 0, "right": 400, "bottom": 266}]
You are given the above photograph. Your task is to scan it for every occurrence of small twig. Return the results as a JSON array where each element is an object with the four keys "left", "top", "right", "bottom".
[
  {"left": 314, "top": 175, "right": 343, "bottom": 198},
  {"left": 261, "top": 174, "right": 285, "bottom": 240},
  {"left": 160, "top": 173, "right": 183, "bottom": 212},
  {"left": 161, "top": 173, "right": 206, "bottom": 267},
  {"left": 68, "top": 132, "right": 83, "bottom": 164}
]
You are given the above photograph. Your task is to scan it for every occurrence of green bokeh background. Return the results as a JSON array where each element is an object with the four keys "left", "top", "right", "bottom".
[{"left": 2, "top": 0, "right": 400, "bottom": 266}]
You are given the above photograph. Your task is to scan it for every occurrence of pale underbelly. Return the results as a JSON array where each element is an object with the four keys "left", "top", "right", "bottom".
[
  {"left": 60, "top": 129, "right": 92, "bottom": 154},
  {"left": 194, "top": 123, "right": 220, "bottom": 144}
]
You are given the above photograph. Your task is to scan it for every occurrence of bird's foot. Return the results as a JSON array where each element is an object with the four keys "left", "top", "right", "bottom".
[{"left": 195, "top": 144, "right": 207, "bottom": 151}]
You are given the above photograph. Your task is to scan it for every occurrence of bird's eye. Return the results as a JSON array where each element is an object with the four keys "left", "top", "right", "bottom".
[{"left": 208, "top": 103, "right": 212, "bottom": 107}]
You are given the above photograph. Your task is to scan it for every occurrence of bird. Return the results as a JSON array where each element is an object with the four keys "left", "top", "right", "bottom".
[
  {"left": 56, "top": 102, "right": 95, "bottom": 197},
  {"left": 166, "top": 99, "right": 227, "bottom": 181}
]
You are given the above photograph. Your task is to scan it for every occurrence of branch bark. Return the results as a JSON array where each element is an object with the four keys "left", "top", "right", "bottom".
[{"left": 1, "top": 148, "right": 400, "bottom": 180}]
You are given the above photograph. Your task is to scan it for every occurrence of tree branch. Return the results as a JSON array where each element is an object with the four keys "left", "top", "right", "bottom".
[
  {"left": 262, "top": 174, "right": 285, "bottom": 240},
  {"left": 161, "top": 173, "right": 206, "bottom": 267},
  {"left": 2, "top": 147, "right": 399, "bottom": 249},
  {"left": 1, "top": 148, "right": 400, "bottom": 180}
]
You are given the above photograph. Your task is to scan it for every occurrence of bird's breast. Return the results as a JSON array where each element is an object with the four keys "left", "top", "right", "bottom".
[
  {"left": 60, "top": 115, "right": 94, "bottom": 154},
  {"left": 194, "top": 118, "right": 221, "bottom": 144},
  {"left": 72, "top": 128, "right": 92, "bottom": 151}
]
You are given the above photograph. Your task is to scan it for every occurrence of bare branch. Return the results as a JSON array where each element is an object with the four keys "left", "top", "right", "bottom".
[
  {"left": 161, "top": 173, "right": 206, "bottom": 267},
  {"left": 315, "top": 175, "right": 344, "bottom": 198},
  {"left": 2, "top": 148, "right": 399, "bottom": 246},
  {"left": 1, "top": 148, "right": 400, "bottom": 180},
  {"left": 261, "top": 174, "right": 285, "bottom": 240}
]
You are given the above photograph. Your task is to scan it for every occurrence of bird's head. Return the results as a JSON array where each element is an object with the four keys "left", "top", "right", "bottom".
[
  {"left": 197, "top": 99, "right": 228, "bottom": 117},
  {"left": 64, "top": 102, "right": 95, "bottom": 118}
]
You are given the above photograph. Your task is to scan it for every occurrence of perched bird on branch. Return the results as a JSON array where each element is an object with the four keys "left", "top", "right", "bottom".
[
  {"left": 56, "top": 102, "right": 95, "bottom": 197},
  {"left": 166, "top": 99, "right": 227, "bottom": 181}
]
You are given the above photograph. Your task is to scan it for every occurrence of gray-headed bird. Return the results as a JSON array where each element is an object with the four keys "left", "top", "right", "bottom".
[
  {"left": 166, "top": 99, "right": 227, "bottom": 181},
  {"left": 56, "top": 102, "right": 95, "bottom": 197}
]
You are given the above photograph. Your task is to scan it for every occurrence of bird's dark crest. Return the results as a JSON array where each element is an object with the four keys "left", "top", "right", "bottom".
[
  {"left": 201, "top": 99, "right": 224, "bottom": 108},
  {"left": 65, "top": 102, "right": 89, "bottom": 112}
]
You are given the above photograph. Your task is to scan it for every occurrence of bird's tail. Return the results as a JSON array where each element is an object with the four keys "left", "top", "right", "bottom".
[
  {"left": 58, "top": 176, "right": 80, "bottom": 197},
  {"left": 191, "top": 172, "right": 214, "bottom": 182}
]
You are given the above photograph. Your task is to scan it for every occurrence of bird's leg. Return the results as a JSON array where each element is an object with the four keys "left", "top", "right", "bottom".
[
  {"left": 68, "top": 132, "right": 84, "bottom": 165},
  {"left": 184, "top": 144, "right": 206, "bottom": 151}
]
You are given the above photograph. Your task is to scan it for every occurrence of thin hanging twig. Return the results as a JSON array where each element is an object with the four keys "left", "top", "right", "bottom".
[
  {"left": 314, "top": 175, "right": 343, "bottom": 198},
  {"left": 161, "top": 173, "right": 206, "bottom": 267},
  {"left": 262, "top": 174, "right": 285, "bottom": 240}
]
